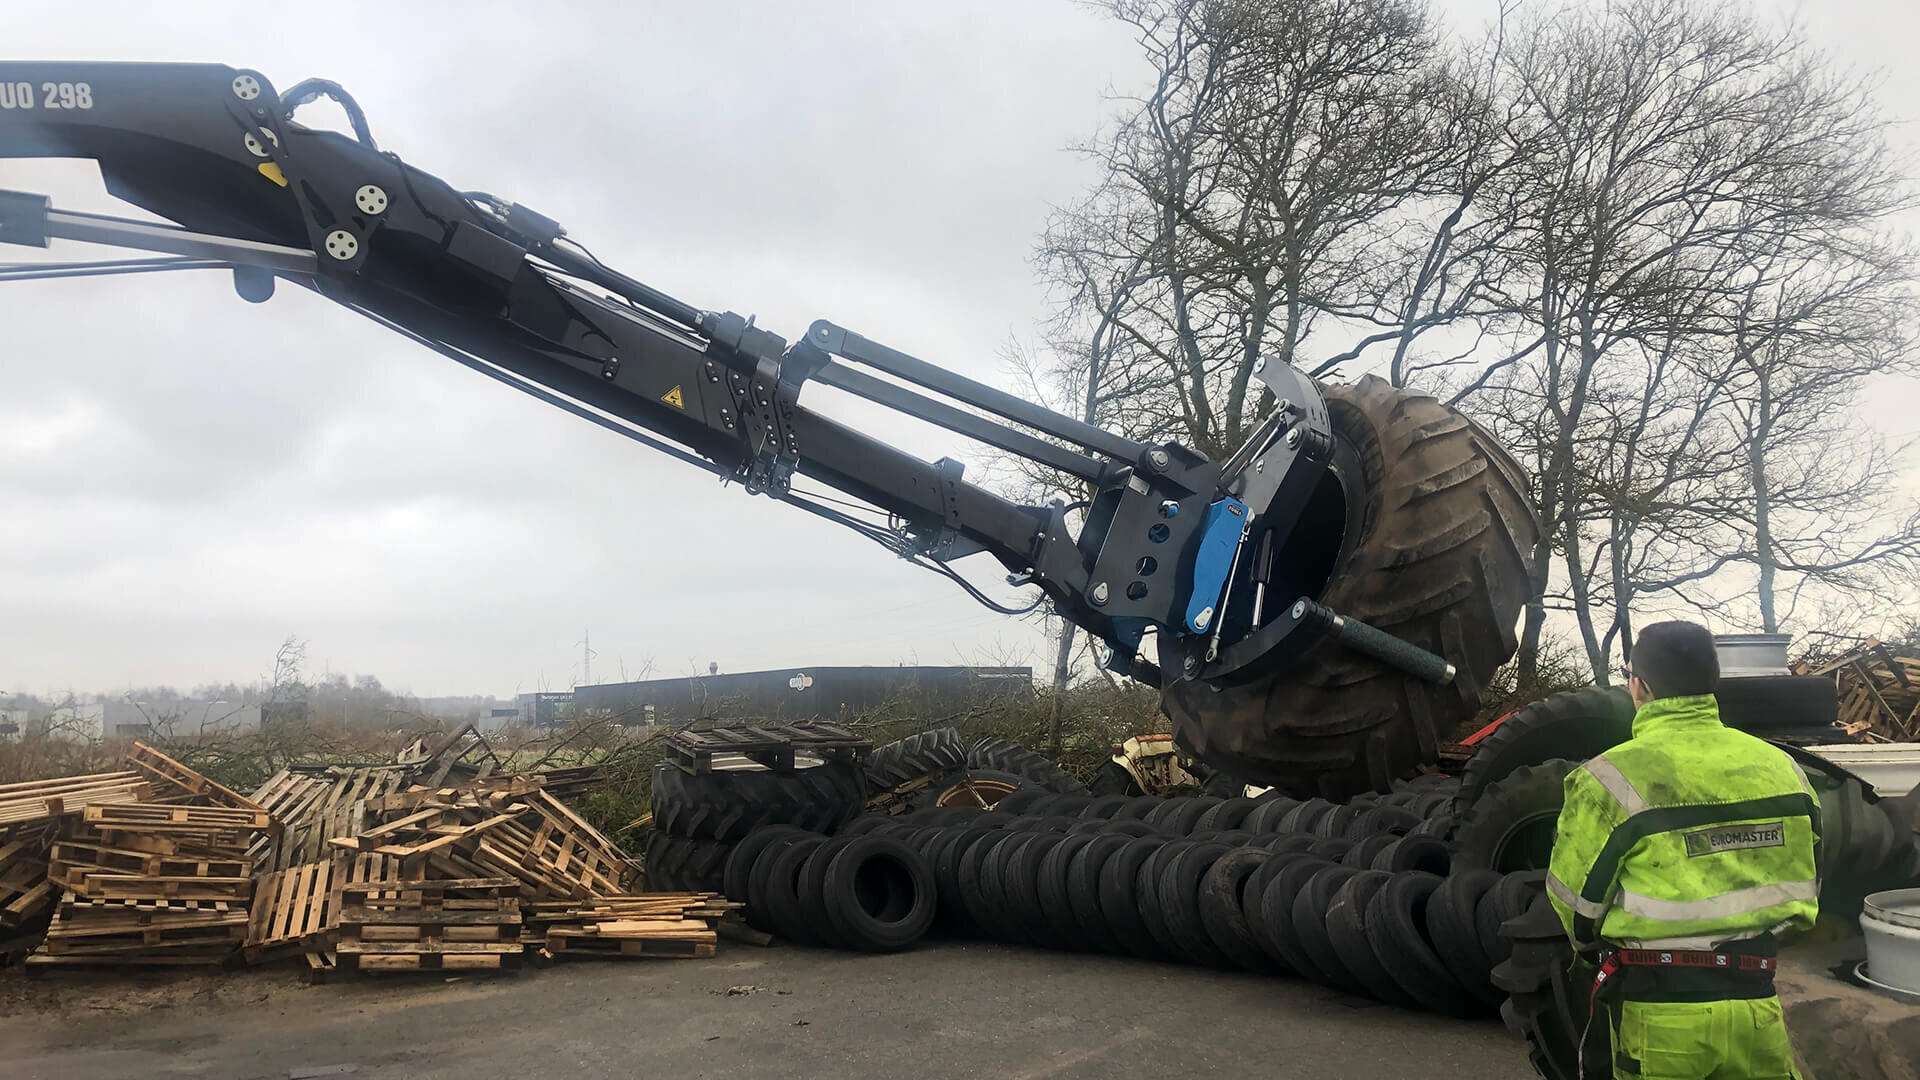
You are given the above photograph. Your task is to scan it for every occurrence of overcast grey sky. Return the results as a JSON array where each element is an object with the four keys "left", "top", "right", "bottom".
[{"left": 2, "top": 1, "right": 1915, "bottom": 699}]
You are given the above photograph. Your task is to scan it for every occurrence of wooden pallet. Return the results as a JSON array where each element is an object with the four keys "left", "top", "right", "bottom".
[
  {"left": 32, "top": 897, "right": 244, "bottom": 965},
  {"left": 68, "top": 873, "right": 252, "bottom": 902},
  {"left": 0, "top": 827, "right": 56, "bottom": 928},
  {"left": 664, "top": 721, "right": 869, "bottom": 774},
  {"left": 84, "top": 803, "right": 274, "bottom": 834},
  {"left": 50, "top": 840, "right": 250, "bottom": 880},
  {"left": 249, "top": 766, "right": 414, "bottom": 872},
  {"left": 126, "top": 743, "right": 271, "bottom": 817},
  {"left": 334, "top": 877, "right": 522, "bottom": 973},
  {"left": 244, "top": 860, "right": 338, "bottom": 960},
  {"left": 0, "top": 773, "right": 151, "bottom": 826}
]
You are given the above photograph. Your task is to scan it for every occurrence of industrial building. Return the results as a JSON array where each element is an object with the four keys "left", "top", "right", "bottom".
[{"left": 573, "top": 665, "right": 1033, "bottom": 725}]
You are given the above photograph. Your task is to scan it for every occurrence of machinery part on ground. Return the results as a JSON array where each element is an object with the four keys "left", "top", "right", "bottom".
[
  {"left": 1491, "top": 888, "right": 1595, "bottom": 1080},
  {"left": 1452, "top": 686, "right": 1634, "bottom": 816},
  {"left": 1089, "top": 733, "right": 1204, "bottom": 798},
  {"left": 1716, "top": 674, "right": 1842, "bottom": 732},
  {"left": 967, "top": 737, "right": 1087, "bottom": 796},
  {"left": 643, "top": 832, "right": 732, "bottom": 894},
  {"left": 1451, "top": 758, "right": 1579, "bottom": 874},
  {"left": 1163, "top": 377, "right": 1539, "bottom": 800},
  {"left": 863, "top": 727, "right": 967, "bottom": 793},
  {"left": 651, "top": 760, "right": 866, "bottom": 841}
]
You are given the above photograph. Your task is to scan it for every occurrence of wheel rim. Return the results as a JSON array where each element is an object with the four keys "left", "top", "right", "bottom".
[
  {"left": 1492, "top": 810, "right": 1559, "bottom": 873},
  {"left": 936, "top": 776, "right": 1020, "bottom": 809}
]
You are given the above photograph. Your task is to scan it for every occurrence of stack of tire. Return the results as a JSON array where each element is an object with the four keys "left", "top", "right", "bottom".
[
  {"left": 644, "top": 756, "right": 866, "bottom": 893},
  {"left": 729, "top": 781, "right": 1544, "bottom": 1014}
]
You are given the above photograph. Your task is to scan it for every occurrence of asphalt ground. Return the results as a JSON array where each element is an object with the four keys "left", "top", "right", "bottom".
[{"left": 0, "top": 938, "right": 1536, "bottom": 1080}]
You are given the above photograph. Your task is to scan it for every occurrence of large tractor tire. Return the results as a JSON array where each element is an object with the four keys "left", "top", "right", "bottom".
[
  {"left": 1453, "top": 686, "right": 1634, "bottom": 815},
  {"left": 1165, "top": 376, "right": 1539, "bottom": 800}
]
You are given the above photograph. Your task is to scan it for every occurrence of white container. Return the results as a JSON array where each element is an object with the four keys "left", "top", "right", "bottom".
[
  {"left": 1862, "top": 888, "right": 1920, "bottom": 993},
  {"left": 1715, "top": 634, "right": 1793, "bottom": 677}
]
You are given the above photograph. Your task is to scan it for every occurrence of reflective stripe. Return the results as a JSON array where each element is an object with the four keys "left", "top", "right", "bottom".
[
  {"left": 1615, "top": 879, "right": 1818, "bottom": 922},
  {"left": 1581, "top": 755, "right": 1649, "bottom": 816},
  {"left": 1619, "top": 926, "right": 1773, "bottom": 950},
  {"left": 1548, "top": 872, "right": 1609, "bottom": 919}
]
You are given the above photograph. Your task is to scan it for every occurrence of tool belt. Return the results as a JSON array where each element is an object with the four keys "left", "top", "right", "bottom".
[{"left": 1591, "top": 941, "right": 1778, "bottom": 1004}]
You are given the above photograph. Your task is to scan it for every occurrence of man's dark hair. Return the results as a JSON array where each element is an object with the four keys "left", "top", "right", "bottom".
[{"left": 1631, "top": 621, "right": 1720, "bottom": 699}]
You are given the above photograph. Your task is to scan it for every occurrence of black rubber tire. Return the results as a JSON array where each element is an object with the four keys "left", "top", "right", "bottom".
[
  {"left": 1099, "top": 837, "right": 1171, "bottom": 960},
  {"left": 1164, "top": 376, "right": 1539, "bottom": 798},
  {"left": 1427, "top": 868, "right": 1505, "bottom": 1010},
  {"left": 1241, "top": 797, "right": 1302, "bottom": 834},
  {"left": 1342, "top": 832, "right": 1399, "bottom": 868},
  {"left": 1247, "top": 854, "right": 1336, "bottom": 978},
  {"left": 724, "top": 825, "right": 810, "bottom": 904},
  {"left": 956, "top": 829, "right": 1019, "bottom": 936},
  {"left": 1112, "top": 798, "right": 1162, "bottom": 821},
  {"left": 1492, "top": 887, "right": 1593, "bottom": 1080},
  {"left": 1195, "top": 796, "right": 1261, "bottom": 832},
  {"left": 1155, "top": 841, "right": 1235, "bottom": 967},
  {"left": 1324, "top": 870, "right": 1416, "bottom": 1006},
  {"left": 1197, "top": 846, "right": 1276, "bottom": 973},
  {"left": 1164, "top": 797, "right": 1223, "bottom": 835},
  {"left": 864, "top": 726, "right": 966, "bottom": 791},
  {"left": 1035, "top": 832, "right": 1102, "bottom": 951},
  {"left": 651, "top": 760, "right": 866, "bottom": 841},
  {"left": 745, "top": 831, "right": 812, "bottom": 930},
  {"left": 1078, "top": 795, "right": 1133, "bottom": 819},
  {"left": 933, "top": 828, "right": 999, "bottom": 935},
  {"left": 1144, "top": 797, "right": 1195, "bottom": 829},
  {"left": 1004, "top": 832, "right": 1068, "bottom": 947},
  {"left": 796, "top": 836, "right": 855, "bottom": 949},
  {"left": 1366, "top": 871, "right": 1475, "bottom": 1015},
  {"left": 1066, "top": 833, "right": 1135, "bottom": 954},
  {"left": 967, "top": 736, "right": 1087, "bottom": 795},
  {"left": 1100, "top": 818, "right": 1163, "bottom": 838},
  {"left": 1291, "top": 865, "right": 1369, "bottom": 996},
  {"left": 1135, "top": 840, "right": 1194, "bottom": 960},
  {"left": 759, "top": 835, "right": 830, "bottom": 945},
  {"left": 977, "top": 831, "right": 1040, "bottom": 943},
  {"left": 1345, "top": 805, "right": 1423, "bottom": 838},
  {"left": 1368, "top": 835, "right": 1452, "bottom": 876},
  {"left": 821, "top": 835, "right": 937, "bottom": 952},
  {"left": 1276, "top": 799, "right": 1338, "bottom": 834},
  {"left": 1313, "top": 804, "right": 1367, "bottom": 839},
  {"left": 1408, "top": 813, "right": 1457, "bottom": 840},
  {"left": 988, "top": 787, "right": 1052, "bottom": 816},
  {"left": 1716, "top": 674, "right": 1841, "bottom": 732},
  {"left": 1452, "top": 686, "right": 1633, "bottom": 816},
  {"left": 1478, "top": 869, "right": 1546, "bottom": 970},
  {"left": 836, "top": 816, "right": 899, "bottom": 837},
  {"left": 1305, "top": 837, "right": 1354, "bottom": 862},
  {"left": 643, "top": 833, "right": 731, "bottom": 894},
  {"left": 1452, "top": 759, "right": 1576, "bottom": 873}
]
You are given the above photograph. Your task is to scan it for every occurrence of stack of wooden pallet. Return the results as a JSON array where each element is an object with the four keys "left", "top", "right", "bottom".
[
  {"left": 27, "top": 745, "right": 275, "bottom": 968},
  {"left": 523, "top": 893, "right": 736, "bottom": 960},
  {"left": 1795, "top": 637, "right": 1920, "bottom": 740}
]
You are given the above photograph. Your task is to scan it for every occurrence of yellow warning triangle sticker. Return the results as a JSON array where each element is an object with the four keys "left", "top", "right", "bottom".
[{"left": 661, "top": 385, "right": 685, "bottom": 409}]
